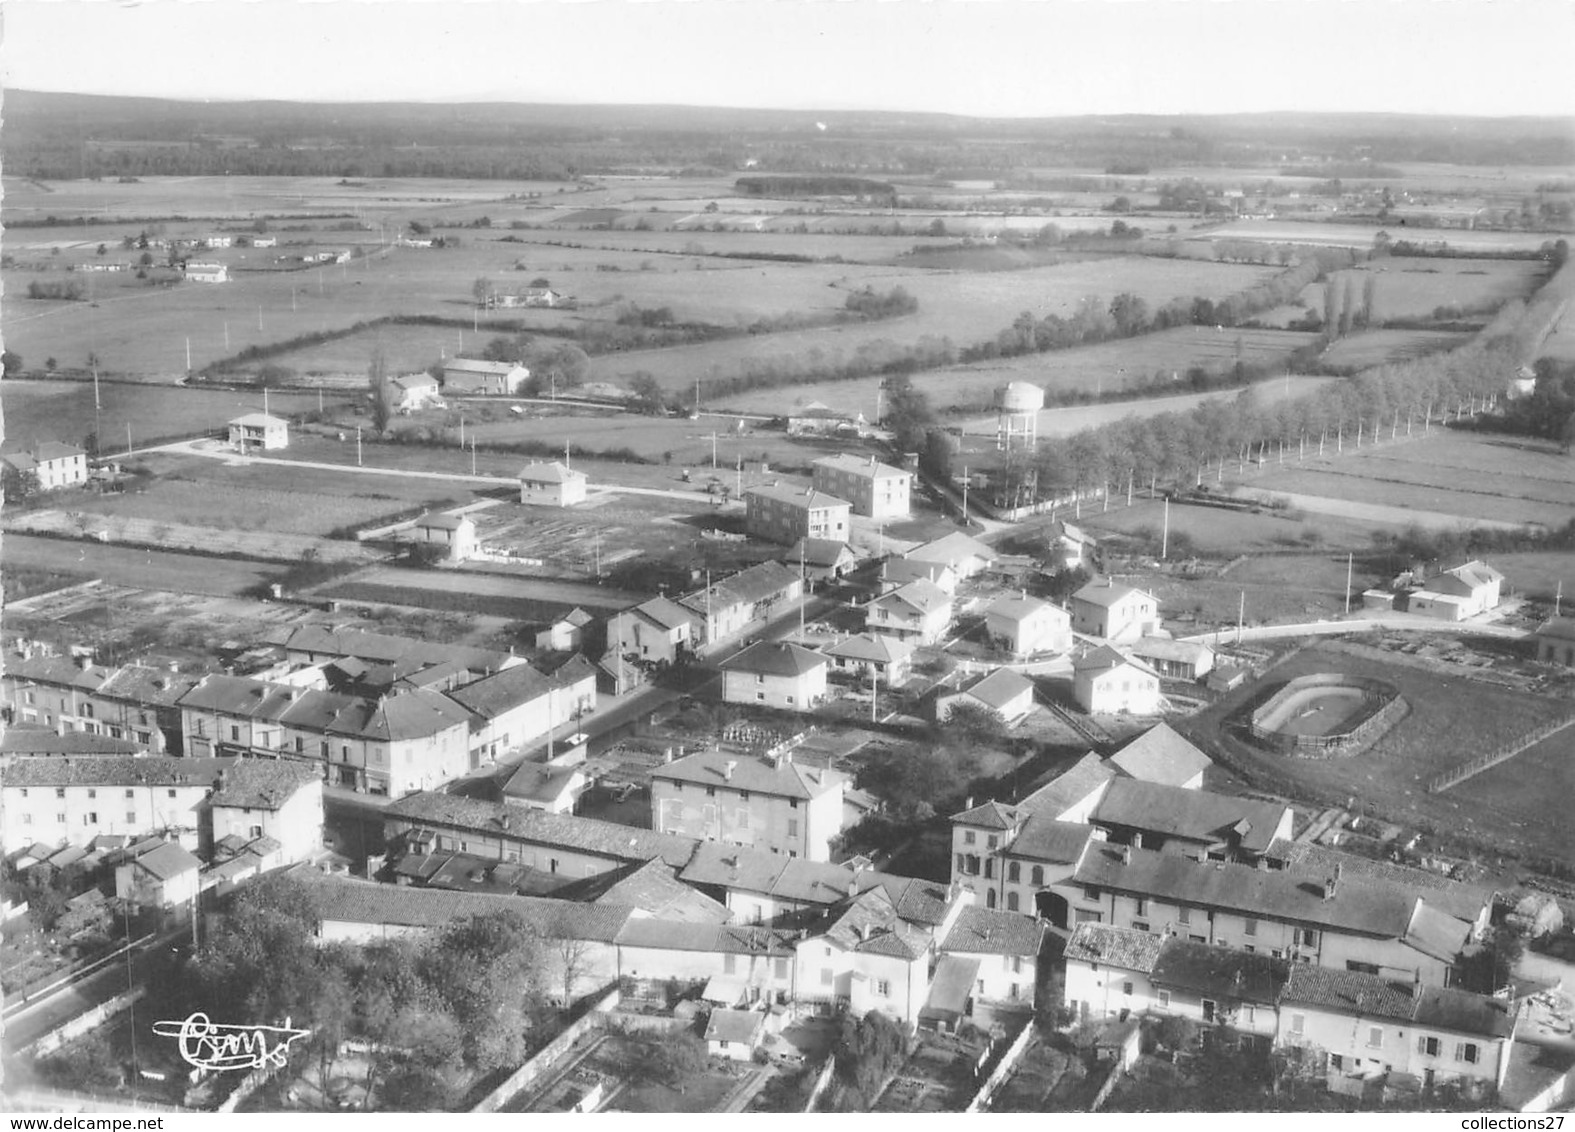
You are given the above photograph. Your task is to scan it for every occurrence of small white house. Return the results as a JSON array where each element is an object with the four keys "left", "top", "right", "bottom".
[
  {"left": 519, "top": 462, "right": 589, "bottom": 507},
  {"left": 228, "top": 413, "right": 289, "bottom": 451},
  {"left": 718, "top": 641, "right": 828, "bottom": 712},
  {"left": 705, "top": 1008, "right": 767, "bottom": 1060},
  {"left": 184, "top": 261, "right": 229, "bottom": 283},
  {"left": 390, "top": 373, "right": 444, "bottom": 412},
  {"left": 866, "top": 579, "right": 953, "bottom": 645},
  {"left": 936, "top": 667, "right": 1037, "bottom": 726},
  {"left": 1070, "top": 581, "right": 1160, "bottom": 642},
  {"left": 536, "top": 608, "right": 593, "bottom": 652},
  {"left": 984, "top": 594, "right": 1072, "bottom": 658},
  {"left": 412, "top": 512, "right": 478, "bottom": 561},
  {"left": 1073, "top": 646, "right": 1162, "bottom": 715}
]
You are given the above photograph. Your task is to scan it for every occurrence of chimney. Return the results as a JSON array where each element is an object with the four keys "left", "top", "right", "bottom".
[
  {"left": 1120, "top": 844, "right": 1132, "bottom": 866},
  {"left": 1324, "top": 862, "right": 1343, "bottom": 901},
  {"left": 1196, "top": 848, "right": 1208, "bottom": 864},
  {"left": 857, "top": 924, "right": 869, "bottom": 942},
  {"left": 848, "top": 878, "right": 859, "bottom": 898},
  {"left": 965, "top": 795, "right": 974, "bottom": 811},
  {"left": 724, "top": 759, "right": 737, "bottom": 782}
]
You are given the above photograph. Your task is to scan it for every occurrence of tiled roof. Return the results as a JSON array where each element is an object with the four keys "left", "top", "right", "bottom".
[
  {"left": 822, "top": 889, "right": 929, "bottom": 961},
  {"left": 1405, "top": 900, "right": 1474, "bottom": 962},
  {"left": 718, "top": 641, "right": 827, "bottom": 678},
  {"left": 1092, "top": 779, "right": 1289, "bottom": 854},
  {"left": 97, "top": 665, "right": 202, "bottom": 707},
  {"left": 1414, "top": 984, "right": 1515, "bottom": 1039},
  {"left": 744, "top": 483, "right": 851, "bottom": 510},
  {"left": 1072, "top": 580, "right": 1154, "bottom": 609},
  {"left": 1534, "top": 615, "right": 1575, "bottom": 642},
  {"left": 502, "top": 762, "right": 582, "bottom": 804},
  {"left": 0, "top": 728, "right": 145, "bottom": 756},
  {"left": 679, "top": 841, "right": 788, "bottom": 894},
  {"left": 1150, "top": 938, "right": 1287, "bottom": 1004},
  {"left": 907, "top": 532, "right": 993, "bottom": 568},
  {"left": 954, "top": 668, "right": 1035, "bottom": 711},
  {"left": 445, "top": 359, "right": 520, "bottom": 375},
  {"left": 874, "top": 876, "right": 954, "bottom": 927},
  {"left": 872, "top": 578, "right": 950, "bottom": 616},
  {"left": 274, "top": 625, "right": 512, "bottom": 674},
  {"left": 652, "top": 748, "right": 839, "bottom": 800},
  {"left": 789, "top": 538, "right": 859, "bottom": 569},
  {"left": 1073, "top": 645, "right": 1159, "bottom": 678},
  {"left": 683, "top": 560, "right": 802, "bottom": 612},
  {"left": 3, "top": 755, "right": 232, "bottom": 789},
  {"left": 1063, "top": 923, "right": 1165, "bottom": 972},
  {"left": 812, "top": 454, "right": 908, "bottom": 480},
  {"left": 1074, "top": 843, "right": 1472, "bottom": 941},
  {"left": 949, "top": 799, "right": 1021, "bottom": 829},
  {"left": 385, "top": 791, "right": 699, "bottom": 868},
  {"left": 1444, "top": 560, "right": 1504, "bottom": 588},
  {"left": 415, "top": 511, "right": 469, "bottom": 531},
  {"left": 181, "top": 674, "right": 302, "bottom": 720},
  {"left": 1019, "top": 753, "right": 1116, "bottom": 819},
  {"left": 614, "top": 919, "right": 796, "bottom": 955},
  {"left": 296, "top": 872, "right": 635, "bottom": 942},
  {"left": 1264, "top": 840, "right": 1493, "bottom": 921},
  {"left": 130, "top": 841, "right": 201, "bottom": 881},
  {"left": 826, "top": 633, "right": 914, "bottom": 665},
  {"left": 1129, "top": 637, "right": 1213, "bottom": 664},
  {"left": 985, "top": 595, "right": 1064, "bottom": 623},
  {"left": 629, "top": 596, "right": 702, "bottom": 632},
  {"left": 1279, "top": 965, "right": 1431, "bottom": 1026},
  {"left": 941, "top": 905, "right": 1046, "bottom": 957},
  {"left": 1107, "top": 723, "right": 1213, "bottom": 787},
  {"left": 519, "top": 461, "right": 585, "bottom": 484},
  {"left": 705, "top": 1009, "right": 767, "bottom": 1044},
  {"left": 562, "top": 859, "right": 730, "bottom": 923},
  {"left": 1005, "top": 816, "right": 1093, "bottom": 865},
  {"left": 209, "top": 761, "right": 320, "bottom": 811},
  {"left": 230, "top": 413, "right": 288, "bottom": 428},
  {"left": 445, "top": 664, "right": 556, "bottom": 721},
  {"left": 882, "top": 558, "right": 955, "bottom": 587}
]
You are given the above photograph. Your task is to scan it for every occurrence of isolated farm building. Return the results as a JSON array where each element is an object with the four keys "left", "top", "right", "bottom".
[
  {"left": 250, "top": 235, "right": 277, "bottom": 248},
  {"left": 608, "top": 596, "right": 703, "bottom": 668},
  {"left": 202, "top": 235, "right": 234, "bottom": 249},
  {"left": 811, "top": 453, "right": 912, "bottom": 519},
  {"left": 389, "top": 372, "right": 443, "bottom": 411},
  {"left": 518, "top": 461, "right": 589, "bottom": 507},
  {"left": 1069, "top": 580, "right": 1160, "bottom": 642},
  {"left": 502, "top": 761, "right": 586, "bottom": 815},
  {"left": 706, "top": 1008, "right": 768, "bottom": 1060},
  {"left": 2, "top": 442, "right": 89, "bottom": 491},
  {"left": 1532, "top": 616, "right": 1575, "bottom": 666},
  {"left": 1129, "top": 636, "right": 1215, "bottom": 681},
  {"left": 1277, "top": 964, "right": 1515, "bottom": 1097},
  {"left": 536, "top": 608, "right": 594, "bottom": 652},
  {"left": 881, "top": 556, "right": 959, "bottom": 594},
  {"left": 183, "top": 261, "right": 228, "bottom": 283},
  {"left": 1407, "top": 560, "right": 1504, "bottom": 621},
  {"left": 115, "top": 839, "right": 202, "bottom": 909},
  {"left": 523, "top": 286, "right": 566, "bottom": 307},
  {"left": 786, "top": 402, "right": 868, "bottom": 438},
  {"left": 442, "top": 358, "right": 529, "bottom": 395},
  {"left": 651, "top": 747, "right": 847, "bottom": 862},
  {"left": 867, "top": 578, "right": 953, "bottom": 645},
  {"left": 1107, "top": 722, "right": 1213, "bottom": 790},
  {"left": 984, "top": 594, "right": 1072, "bottom": 658},
  {"left": 744, "top": 484, "right": 851, "bottom": 545},
  {"left": 787, "top": 537, "right": 861, "bottom": 583},
  {"left": 935, "top": 667, "right": 1036, "bottom": 727},
  {"left": 718, "top": 641, "right": 828, "bottom": 713},
  {"left": 227, "top": 413, "right": 289, "bottom": 451},
  {"left": 825, "top": 632, "right": 915, "bottom": 686},
  {"left": 906, "top": 532, "right": 995, "bottom": 581},
  {"left": 1073, "top": 646, "right": 1162, "bottom": 715},
  {"left": 412, "top": 511, "right": 477, "bottom": 560}
]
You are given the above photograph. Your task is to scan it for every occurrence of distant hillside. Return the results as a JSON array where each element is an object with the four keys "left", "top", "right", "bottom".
[{"left": 5, "top": 90, "right": 1572, "bottom": 181}]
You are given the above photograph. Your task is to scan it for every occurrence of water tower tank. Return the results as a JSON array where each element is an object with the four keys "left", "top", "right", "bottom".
[{"left": 996, "top": 381, "right": 1045, "bottom": 413}]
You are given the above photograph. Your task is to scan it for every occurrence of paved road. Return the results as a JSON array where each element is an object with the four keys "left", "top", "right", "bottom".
[{"left": 1179, "top": 611, "right": 1531, "bottom": 646}]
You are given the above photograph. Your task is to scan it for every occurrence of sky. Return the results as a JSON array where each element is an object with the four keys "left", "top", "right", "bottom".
[{"left": 4, "top": 0, "right": 1575, "bottom": 120}]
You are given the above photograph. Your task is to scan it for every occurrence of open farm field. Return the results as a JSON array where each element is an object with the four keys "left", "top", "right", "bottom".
[
  {"left": 1319, "top": 328, "right": 1473, "bottom": 368},
  {"left": 500, "top": 227, "right": 957, "bottom": 263},
  {"left": 602, "top": 257, "right": 1282, "bottom": 391},
  {"left": 1447, "top": 728, "right": 1575, "bottom": 864},
  {"left": 1316, "top": 260, "right": 1548, "bottom": 321},
  {"left": 1195, "top": 219, "right": 1564, "bottom": 254},
  {"left": 1139, "top": 552, "right": 1369, "bottom": 630},
  {"left": 1181, "top": 641, "right": 1575, "bottom": 865},
  {"left": 0, "top": 533, "right": 278, "bottom": 599},
  {"left": 0, "top": 379, "right": 355, "bottom": 448},
  {"left": 320, "top": 565, "right": 645, "bottom": 621},
  {"left": 1074, "top": 498, "right": 1386, "bottom": 556},
  {"left": 1243, "top": 429, "right": 1575, "bottom": 529},
  {"left": 0, "top": 175, "right": 560, "bottom": 223},
  {"left": 1536, "top": 300, "right": 1575, "bottom": 362},
  {"left": 1474, "top": 551, "right": 1575, "bottom": 605}
]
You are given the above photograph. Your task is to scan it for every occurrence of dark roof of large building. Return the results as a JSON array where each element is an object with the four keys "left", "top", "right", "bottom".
[
  {"left": 554, "top": 859, "right": 730, "bottom": 924},
  {"left": 1019, "top": 752, "right": 1116, "bottom": 819},
  {"left": 1279, "top": 965, "right": 1513, "bottom": 1038},
  {"left": 1107, "top": 723, "right": 1214, "bottom": 787},
  {"left": 788, "top": 538, "right": 860, "bottom": 569},
  {"left": 744, "top": 483, "right": 851, "bottom": 510},
  {"left": 825, "top": 633, "right": 914, "bottom": 665},
  {"left": 445, "top": 664, "right": 556, "bottom": 721},
  {"left": 1074, "top": 843, "right": 1483, "bottom": 942},
  {"left": 297, "top": 872, "right": 635, "bottom": 942},
  {"left": 906, "top": 532, "right": 993, "bottom": 568},
  {"left": 385, "top": 791, "right": 699, "bottom": 868},
  {"left": 813, "top": 453, "right": 908, "bottom": 480},
  {"left": 209, "top": 761, "right": 320, "bottom": 811},
  {"left": 128, "top": 840, "right": 201, "bottom": 881},
  {"left": 718, "top": 640, "right": 827, "bottom": 678},
  {"left": 614, "top": 919, "right": 797, "bottom": 955},
  {"left": 871, "top": 578, "right": 950, "bottom": 616},
  {"left": 0, "top": 727, "right": 146, "bottom": 756},
  {"left": 682, "top": 560, "right": 802, "bottom": 614},
  {"left": 941, "top": 905, "right": 1046, "bottom": 957},
  {"left": 180, "top": 674, "right": 302, "bottom": 721},
  {"left": 1149, "top": 938, "right": 1287, "bottom": 1005},
  {"left": 1092, "top": 778, "right": 1289, "bottom": 854},
  {"left": 3, "top": 755, "right": 232, "bottom": 790},
  {"left": 1264, "top": 839, "right": 1494, "bottom": 922},
  {"left": 1004, "top": 816, "right": 1094, "bottom": 865},
  {"left": 950, "top": 798, "right": 1021, "bottom": 830},
  {"left": 273, "top": 624, "right": 513, "bottom": 675},
  {"left": 652, "top": 748, "right": 840, "bottom": 800},
  {"left": 1073, "top": 645, "right": 1159, "bottom": 678},
  {"left": 820, "top": 888, "right": 929, "bottom": 961},
  {"left": 1064, "top": 923, "right": 1165, "bottom": 972}
]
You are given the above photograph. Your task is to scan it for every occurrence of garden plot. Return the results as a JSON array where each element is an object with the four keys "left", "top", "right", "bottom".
[{"left": 4, "top": 509, "right": 381, "bottom": 565}]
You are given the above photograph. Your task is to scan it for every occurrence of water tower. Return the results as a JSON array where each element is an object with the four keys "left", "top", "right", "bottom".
[{"left": 995, "top": 381, "right": 1045, "bottom": 450}]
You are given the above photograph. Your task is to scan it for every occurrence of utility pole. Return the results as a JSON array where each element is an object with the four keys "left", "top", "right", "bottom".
[
  {"left": 356, "top": 426, "right": 362, "bottom": 466},
  {"left": 185, "top": 337, "right": 191, "bottom": 373},
  {"left": 1237, "top": 589, "right": 1245, "bottom": 644},
  {"left": 711, "top": 432, "right": 718, "bottom": 470},
  {"left": 961, "top": 465, "right": 969, "bottom": 523},
  {"left": 1556, "top": 579, "right": 1563, "bottom": 618},
  {"left": 871, "top": 666, "right": 878, "bottom": 723},
  {"left": 1161, "top": 497, "right": 1170, "bottom": 560},
  {"left": 471, "top": 439, "right": 478, "bottom": 477},
  {"left": 126, "top": 422, "right": 133, "bottom": 457},
  {"left": 257, "top": 305, "right": 263, "bottom": 332},
  {"left": 1345, "top": 553, "right": 1354, "bottom": 614}
]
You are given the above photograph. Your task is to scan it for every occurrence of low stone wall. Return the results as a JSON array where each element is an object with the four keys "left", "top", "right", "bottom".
[
  {"left": 26, "top": 989, "right": 144, "bottom": 1058},
  {"left": 470, "top": 985, "right": 621, "bottom": 1113},
  {"left": 964, "top": 1022, "right": 1036, "bottom": 1113}
]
